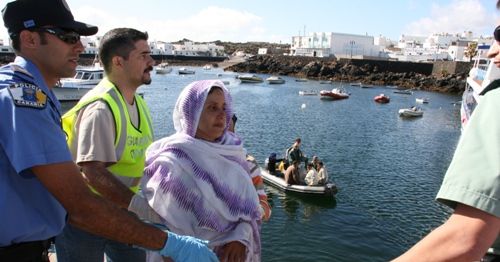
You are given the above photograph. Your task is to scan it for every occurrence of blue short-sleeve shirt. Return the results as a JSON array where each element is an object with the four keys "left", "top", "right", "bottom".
[{"left": 0, "top": 57, "right": 72, "bottom": 246}]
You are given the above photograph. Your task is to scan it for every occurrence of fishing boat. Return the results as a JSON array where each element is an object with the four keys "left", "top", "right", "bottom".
[
  {"left": 374, "top": 94, "right": 390, "bottom": 103},
  {"left": 237, "top": 74, "right": 264, "bottom": 83},
  {"left": 53, "top": 67, "right": 104, "bottom": 101},
  {"left": 260, "top": 168, "right": 337, "bottom": 197},
  {"left": 319, "top": 87, "right": 349, "bottom": 100},
  {"left": 266, "top": 76, "right": 285, "bottom": 84},
  {"left": 461, "top": 54, "right": 500, "bottom": 128}
]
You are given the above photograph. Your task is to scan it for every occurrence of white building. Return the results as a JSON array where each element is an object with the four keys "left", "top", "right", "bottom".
[
  {"left": 392, "top": 32, "right": 493, "bottom": 62},
  {"left": 172, "top": 41, "right": 224, "bottom": 57},
  {"left": 290, "top": 32, "right": 383, "bottom": 59},
  {"left": 150, "top": 41, "right": 174, "bottom": 55},
  {"left": 374, "top": 35, "right": 395, "bottom": 48}
]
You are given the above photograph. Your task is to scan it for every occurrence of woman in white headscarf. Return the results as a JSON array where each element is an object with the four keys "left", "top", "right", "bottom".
[{"left": 131, "top": 80, "right": 262, "bottom": 262}]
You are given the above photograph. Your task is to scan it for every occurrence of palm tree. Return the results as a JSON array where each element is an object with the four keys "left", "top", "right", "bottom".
[{"left": 464, "top": 42, "right": 478, "bottom": 62}]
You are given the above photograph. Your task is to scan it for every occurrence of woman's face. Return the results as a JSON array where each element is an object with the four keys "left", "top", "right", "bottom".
[{"left": 195, "top": 87, "right": 227, "bottom": 141}]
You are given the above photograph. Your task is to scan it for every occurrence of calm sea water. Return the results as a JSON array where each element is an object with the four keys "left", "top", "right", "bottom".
[{"left": 63, "top": 66, "right": 462, "bottom": 261}]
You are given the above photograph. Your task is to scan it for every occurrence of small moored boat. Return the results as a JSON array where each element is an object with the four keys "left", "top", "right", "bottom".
[
  {"left": 178, "top": 67, "right": 195, "bottom": 75},
  {"left": 415, "top": 98, "right": 429, "bottom": 104},
  {"left": 266, "top": 76, "right": 285, "bottom": 84},
  {"left": 319, "top": 88, "right": 349, "bottom": 100},
  {"left": 399, "top": 107, "right": 423, "bottom": 117},
  {"left": 298, "top": 90, "right": 318, "bottom": 96},
  {"left": 374, "top": 94, "right": 390, "bottom": 104},
  {"left": 393, "top": 89, "right": 413, "bottom": 95},
  {"left": 155, "top": 62, "right": 172, "bottom": 75},
  {"left": 260, "top": 168, "right": 337, "bottom": 197},
  {"left": 238, "top": 74, "right": 264, "bottom": 83}
]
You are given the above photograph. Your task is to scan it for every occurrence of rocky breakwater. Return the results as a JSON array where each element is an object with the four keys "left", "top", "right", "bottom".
[{"left": 226, "top": 55, "right": 470, "bottom": 94}]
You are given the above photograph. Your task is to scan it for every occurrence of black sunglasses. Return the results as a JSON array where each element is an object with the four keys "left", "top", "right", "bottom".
[
  {"left": 36, "top": 27, "right": 81, "bottom": 45},
  {"left": 494, "top": 25, "right": 500, "bottom": 42}
]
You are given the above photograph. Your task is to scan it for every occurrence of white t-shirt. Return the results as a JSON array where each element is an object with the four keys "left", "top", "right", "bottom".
[
  {"left": 305, "top": 169, "right": 320, "bottom": 186},
  {"left": 70, "top": 99, "right": 139, "bottom": 165}
]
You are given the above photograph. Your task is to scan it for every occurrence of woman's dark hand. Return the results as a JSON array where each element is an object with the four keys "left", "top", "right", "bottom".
[{"left": 218, "top": 241, "right": 246, "bottom": 262}]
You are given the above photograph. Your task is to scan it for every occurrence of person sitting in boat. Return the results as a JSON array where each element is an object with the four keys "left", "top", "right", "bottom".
[
  {"left": 304, "top": 163, "right": 320, "bottom": 186},
  {"left": 284, "top": 160, "right": 301, "bottom": 185},
  {"left": 311, "top": 155, "right": 320, "bottom": 170},
  {"left": 130, "top": 80, "right": 266, "bottom": 261},
  {"left": 285, "top": 138, "right": 308, "bottom": 170},
  {"left": 265, "top": 153, "right": 284, "bottom": 177},
  {"left": 317, "top": 161, "right": 329, "bottom": 185},
  {"left": 411, "top": 106, "right": 419, "bottom": 111}
]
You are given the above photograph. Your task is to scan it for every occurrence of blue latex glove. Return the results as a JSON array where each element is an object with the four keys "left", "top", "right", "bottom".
[{"left": 160, "top": 231, "right": 219, "bottom": 262}]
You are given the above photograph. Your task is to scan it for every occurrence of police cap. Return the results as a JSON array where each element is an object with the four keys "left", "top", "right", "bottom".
[{"left": 2, "top": 0, "right": 98, "bottom": 37}]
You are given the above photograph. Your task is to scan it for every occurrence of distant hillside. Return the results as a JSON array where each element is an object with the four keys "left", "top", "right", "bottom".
[{"left": 172, "top": 38, "right": 290, "bottom": 56}]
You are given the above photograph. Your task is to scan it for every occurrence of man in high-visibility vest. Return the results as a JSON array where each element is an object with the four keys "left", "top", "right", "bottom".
[{"left": 57, "top": 28, "right": 155, "bottom": 262}]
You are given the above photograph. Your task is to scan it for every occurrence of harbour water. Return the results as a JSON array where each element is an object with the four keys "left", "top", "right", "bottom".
[{"left": 64, "top": 66, "right": 462, "bottom": 261}]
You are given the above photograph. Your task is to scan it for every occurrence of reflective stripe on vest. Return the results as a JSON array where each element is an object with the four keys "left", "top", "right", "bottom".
[{"left": 62, "top": 78, "right": 153, "bottom": 192}]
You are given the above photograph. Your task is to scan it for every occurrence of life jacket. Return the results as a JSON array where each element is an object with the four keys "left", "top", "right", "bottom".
[{"left": 62, "top": 78, "right": 153, "bottom": 192}]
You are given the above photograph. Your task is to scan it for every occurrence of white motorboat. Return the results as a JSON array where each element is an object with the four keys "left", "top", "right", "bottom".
[
  {"left": 319, "top": 87, "right": 349, "bottom": 100},
  {"left": 266, "top": 76, "right": 285, "bottom": 84},
  {"left": 155, "top": 62, "right": 172, "bottom": 75},
  {"left": 350, "top": 82, "right": 362, "bottom": 87},
  {"left": 298, "top": 90, "right": 318, "bottom": 96},
  {"left": 461, "top": 53, "right": 500, "bottom": 128},
  {"left": 260, "top": 168, "right": 337, "bottom": 197},
  {"left": 399, "top": 107, "right": 423, "bottom": 117},
  {"left": 237, "top": 74, "right": 263, "bottom": 83},
  {"left": 203, "top": 64, "right": 212, "bottom": 70},
  {"left": 178, "top": 67, "right": 195, "bottom": 75},
  {"left": 415, "top": 98, "right": 429, "bottom": 104},
  {"left": 53, "top": 67, "right": 104, "bottom": 101}
]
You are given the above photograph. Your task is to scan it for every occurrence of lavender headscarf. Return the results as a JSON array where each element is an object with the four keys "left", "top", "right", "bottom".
[
  {"left": 138, "top": 80, "right": 262, "bottom": 261},
  {"left": 173, "top": 80, "right": 234, "bottom": 140}
]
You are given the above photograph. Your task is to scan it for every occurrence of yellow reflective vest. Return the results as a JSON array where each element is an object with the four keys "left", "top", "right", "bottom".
[{"left": 62, "top": 77, "right": 153, "bottom": 193}]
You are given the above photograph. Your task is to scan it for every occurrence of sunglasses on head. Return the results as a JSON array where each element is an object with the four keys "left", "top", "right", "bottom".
[
  {"left": 36, "top": 27, "right": 81, "bottom": 45},
  {"left": 494, "top": 25, "right": 500, "bottom": 42}
]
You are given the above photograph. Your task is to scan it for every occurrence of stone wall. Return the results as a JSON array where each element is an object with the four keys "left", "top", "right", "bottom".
[{"left": 432, "top": 61, "right": 472, "bottom": 76}]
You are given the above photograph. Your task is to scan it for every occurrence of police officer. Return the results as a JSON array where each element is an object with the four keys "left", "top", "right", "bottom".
[{"left": 0, "top": 1, "right": 217, "bottom": 261}]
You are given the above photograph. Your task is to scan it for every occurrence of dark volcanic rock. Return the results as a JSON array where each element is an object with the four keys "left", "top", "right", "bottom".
[{"left": 226, "top": 55, "right": 471, "bottom": 94}]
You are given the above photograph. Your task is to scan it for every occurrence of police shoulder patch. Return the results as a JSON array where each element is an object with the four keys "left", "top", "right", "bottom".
[
  {"left": 8, "top": 64, "right": 33, "bottom": 78},
  {"left": 8, "top": 82, "right": 47, "bottom": 109}
]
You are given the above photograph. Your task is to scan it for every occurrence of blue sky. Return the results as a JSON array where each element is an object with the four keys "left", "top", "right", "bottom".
[{"left": 0, "top": 0, "right": 498, "bottom": 43}]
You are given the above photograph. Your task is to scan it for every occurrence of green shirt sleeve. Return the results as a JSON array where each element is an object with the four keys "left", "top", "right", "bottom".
[{"left": 436, "top": 88, "right": 500, "bottom": 218}]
